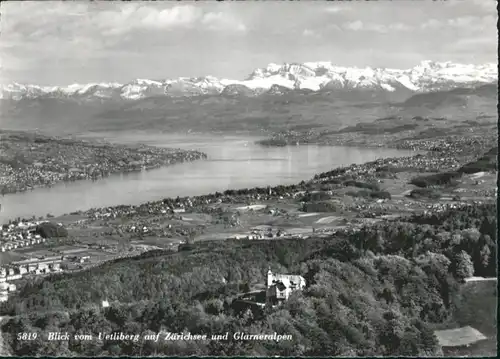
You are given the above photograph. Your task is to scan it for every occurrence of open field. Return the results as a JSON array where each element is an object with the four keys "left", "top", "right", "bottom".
[{"left": 0, "top": 252, "right": 25, "bottom": 266}]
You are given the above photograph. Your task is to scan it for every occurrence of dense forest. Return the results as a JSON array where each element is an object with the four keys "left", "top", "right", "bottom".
[{"left": 0, "top": 203, "right": 496, "bottom": 356}]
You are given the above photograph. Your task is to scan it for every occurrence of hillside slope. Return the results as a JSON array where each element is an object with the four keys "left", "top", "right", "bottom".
[{"left": 0, "top": 202, "right": 496, "bottom": 357}]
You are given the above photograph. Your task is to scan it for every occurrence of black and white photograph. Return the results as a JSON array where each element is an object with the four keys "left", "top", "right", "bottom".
[{"left": 0, "top": 0, "right": 497, "bottom": 356}]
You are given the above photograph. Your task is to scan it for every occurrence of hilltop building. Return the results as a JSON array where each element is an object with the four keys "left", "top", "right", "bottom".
[{"left": 266, "top": 268, "right": 306, "bottom": 303}]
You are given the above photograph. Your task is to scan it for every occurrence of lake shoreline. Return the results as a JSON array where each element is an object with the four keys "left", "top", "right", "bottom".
[
  {"left": 0, "top": 130, "right": 207, "bottom": 196},
  {"left": 0, "top": 132, "right": 416, "bottom": 223},
  {"left": 1, "top": 127, "right": 495, "bottom": 223}
]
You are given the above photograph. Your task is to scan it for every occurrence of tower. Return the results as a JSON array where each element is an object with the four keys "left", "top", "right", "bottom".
[{"left": 267, "top": 267, "right": 273, "bottom": 288}]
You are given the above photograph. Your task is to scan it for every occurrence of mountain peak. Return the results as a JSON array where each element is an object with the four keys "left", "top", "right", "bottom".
[{"left": 1, "top": 61, "right": 497, "bottom": 101}]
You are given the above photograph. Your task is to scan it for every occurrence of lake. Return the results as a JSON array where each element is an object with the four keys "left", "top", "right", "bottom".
[{"left": 0, "top": 132, "right": 414, "bottom": 222}]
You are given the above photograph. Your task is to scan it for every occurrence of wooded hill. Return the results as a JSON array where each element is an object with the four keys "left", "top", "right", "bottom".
[{"left": 0, "top": 203, "right": 496, "bottom": 356}]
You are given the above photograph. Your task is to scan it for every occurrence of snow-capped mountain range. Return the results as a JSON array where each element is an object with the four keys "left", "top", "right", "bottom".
[{"left": 1, "top": 61, "right": 497, "bottom": 101}]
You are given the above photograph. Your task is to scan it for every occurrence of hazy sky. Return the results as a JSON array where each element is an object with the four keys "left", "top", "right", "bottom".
[{"left": 0, "top": 0, "right": 497, "bottom": 85}]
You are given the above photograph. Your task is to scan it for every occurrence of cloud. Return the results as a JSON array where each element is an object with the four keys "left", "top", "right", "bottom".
[
  {"left": 0, "top": 2, "right": 248, "bottom": 82},
  {"left": 0, "top": 1, "right": 497, "bottom": 85},
  {"left": 448, "top": 0, "right": 496, "bottom": 12},
  {"left": 201, "top": 12, "right": 247, "bottom": 32},
  {"left": 325, "top": 6, "right": 349, "bottom": 14},
  {"left": 302, "top": 29, "right": 320, "bottom": 38},
  {"left": 94, "top": 5, "right": 204, "bottom": 35},
  {"left": 343, "top": 20, "right": 363, "bottom": 31},
  {"left": 94, "top": 5, "right": 248, "bottom": 35},
  {"left": 143, "top": 5, "right": 202, "bottom": 28},
  {"left": 342, "top": 21, "right": 411, "bottom": 33},
  {"left": 449, "top": 36, "right": 497, "bottom": 49},
  {"left": 420, "top": 15, "right": 496, "bottom": 34},
  {"left": 420, "top": 19, "right": 441, "bottom": 30},
  {"left": 1, "top": 3, "right": 247, "bottom": 38},
  {"left": 446, "top": 16, "right": 476, "bottom": 27},
  {"left": 421, "top": 16, "right": 470, "bottom": 30}
]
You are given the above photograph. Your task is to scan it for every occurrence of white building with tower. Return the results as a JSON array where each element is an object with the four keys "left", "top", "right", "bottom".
[{"left": 266, "top": 268, "right": 306, "bottom": 303}]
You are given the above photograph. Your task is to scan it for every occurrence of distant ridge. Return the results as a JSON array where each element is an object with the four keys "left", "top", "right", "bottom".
[{"left": 1, "top": 61, "right": 497, "bottom": 101}]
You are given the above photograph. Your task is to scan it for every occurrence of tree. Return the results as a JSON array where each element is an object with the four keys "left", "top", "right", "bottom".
[
  {"left": 35, "top": 222, "right": 68, "bottom": 238},
  {"left": 479, "top": 245, "right": 491, "bottom": 269},
  {"left": 205, "top": 299, "right": 224, "bottom": 315},
  {"left": 454, "top": 250, "right": 474, "bottom": 280}
]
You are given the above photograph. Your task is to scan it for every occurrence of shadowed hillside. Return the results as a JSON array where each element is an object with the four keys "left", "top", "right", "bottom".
[
  {"left": 398, "top": 84, "right": 498, "bottom": 109},
  {"left": 1, "top": 84, "right": 496, "bottom": 140}
]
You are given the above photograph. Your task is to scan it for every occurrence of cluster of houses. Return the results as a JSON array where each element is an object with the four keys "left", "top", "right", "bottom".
[
  {"left": 421, "top": 201, "right": 484, "bottom": 215},
  {"left": 0, "top": 257, "right": 63, "bottom": 302},
  {"left": 0, "top": 282, "right": 16, "bottom": 302},
  {"left": 1, "top": 257, "right": 62, "bottom": 280},
  {"left": 314, "top": 153, "right": 461, "bottom": 185},
  {"left": 231, "top": 226, "right": 287, "bottom": 241},
  {"left": 2, "top": 130, "right": 208, "bottom": 195},
  {"left": 0, "top": 220, "right": 48, "bottom": 252},
  {"left": 0, "top": 257, "right": 63, "bottom": 301},
  {"left": 397, "top": 135, "right": 493, "bottom": 157}
]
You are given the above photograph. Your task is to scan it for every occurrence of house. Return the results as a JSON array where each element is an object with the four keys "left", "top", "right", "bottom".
[
  {"left": 72, "top": 255, "right": 91, "bottom": 263},
  {"left": 6, "top": 274, "right": 21, "bottom": 281},
  {"left": 266, "top": 268, "right": 306, "bottom": 303},
  {"left": 268, "top": 281, "right": 288, "bottom": 300}
]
